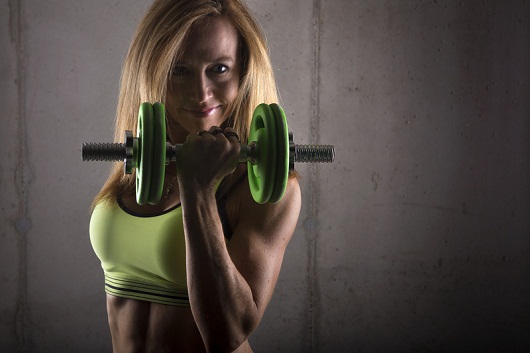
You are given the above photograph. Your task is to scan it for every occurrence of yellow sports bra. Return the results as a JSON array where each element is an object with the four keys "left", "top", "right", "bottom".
[
  {"left": 90, "top": 200, "right": 190, "bottom": 306},
  {"left": 89, "top": 174, "right": 244, "bottom": 306}
]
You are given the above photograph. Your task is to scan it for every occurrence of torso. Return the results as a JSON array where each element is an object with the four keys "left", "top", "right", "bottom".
[
  {"left": 106, "top": 295, "right": 205, "bottom": 353},
  {"left": 105, "top": 164, "right": 252, "bottom": 353}
]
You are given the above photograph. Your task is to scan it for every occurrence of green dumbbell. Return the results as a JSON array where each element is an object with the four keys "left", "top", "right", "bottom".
[{"left": 82, "top": 102, "right": 335, "bottom": 205}]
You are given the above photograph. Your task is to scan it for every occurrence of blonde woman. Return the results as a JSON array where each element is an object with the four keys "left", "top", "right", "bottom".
[{"left": 89, "top": 0, "right": 301, "bottom": 352}]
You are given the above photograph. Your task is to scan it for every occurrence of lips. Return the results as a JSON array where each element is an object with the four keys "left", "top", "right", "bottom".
[{"left": 182, "top": 106, "right": 220, "bottom": 118}]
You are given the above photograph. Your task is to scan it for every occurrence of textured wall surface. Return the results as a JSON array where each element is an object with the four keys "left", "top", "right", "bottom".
[{"left": 1, "top": 0, "right": 529, "bottom": 352}]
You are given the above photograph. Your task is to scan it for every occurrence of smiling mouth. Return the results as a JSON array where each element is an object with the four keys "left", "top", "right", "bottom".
[{"left": 183, "top": 106, "right": 220, "bottom": 118}]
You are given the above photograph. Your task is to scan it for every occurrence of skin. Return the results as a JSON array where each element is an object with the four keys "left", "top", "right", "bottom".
[
  {"left": 108, "top": 16, "right": 301, "bottom": 353},
  {"left": 165, "top": 15, "right": 241, "bottom": 144}
]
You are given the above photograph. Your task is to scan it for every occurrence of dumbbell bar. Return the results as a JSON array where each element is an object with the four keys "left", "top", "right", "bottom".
[{"left": 83, "top": 102, "right": 335, "bottom": 204}]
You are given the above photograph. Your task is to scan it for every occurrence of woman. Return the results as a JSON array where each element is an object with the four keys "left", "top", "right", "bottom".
[{"left": 89, "top": 0, "right": 301, "bottom": 352}]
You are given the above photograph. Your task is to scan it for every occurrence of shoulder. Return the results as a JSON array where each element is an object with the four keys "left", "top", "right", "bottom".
[
  {"left": 220, "top": 164, "right": 301, "bottom": 244},
  {"left": 235, "top": 172, "right": 301, "bottom": 241},
  {"left": 224, "top": 165, "right": 300, "bottom": 216}
]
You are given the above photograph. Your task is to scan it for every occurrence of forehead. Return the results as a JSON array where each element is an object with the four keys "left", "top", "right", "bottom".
[{"left": 181, "top": 16, "right": 240, "bottom": 62}]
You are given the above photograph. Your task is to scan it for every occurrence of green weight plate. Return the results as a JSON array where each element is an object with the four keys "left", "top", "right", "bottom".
[
  {"left": 148, "top": 102, "right": 166, "bottom": 205},
  {"left": 248, "top": 103, "right": 277, "bottom": 204},
  {"left": 269, "top": 103, "right": 289, "bottom": 203},
  {"left": 136, "top": 103, "right": 154, "bottom": 205}
]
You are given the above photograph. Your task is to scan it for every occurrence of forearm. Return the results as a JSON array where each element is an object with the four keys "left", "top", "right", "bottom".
[{"left": 180, "top": 188, "right": 258, "bottom": 352}]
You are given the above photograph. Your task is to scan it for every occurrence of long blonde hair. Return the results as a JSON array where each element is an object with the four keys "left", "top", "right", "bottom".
[{"left": 93, "top": 0, "right": 278, "bottom": 208}]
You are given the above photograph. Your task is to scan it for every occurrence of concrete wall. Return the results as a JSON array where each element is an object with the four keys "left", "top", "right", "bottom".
[{"left": 2, "top": 0, "right": 529, "bottom": 352}]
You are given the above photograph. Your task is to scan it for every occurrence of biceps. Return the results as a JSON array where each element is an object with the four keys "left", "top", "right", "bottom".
[
  {"left": 228, "top": 232, "right": 287, "bottom": 310},
  {"left": 227, "top": 179, "right": 301, "bottom": 308}
]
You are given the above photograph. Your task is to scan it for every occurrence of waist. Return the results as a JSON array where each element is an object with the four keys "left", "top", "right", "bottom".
[
  {"left": 104, "top": 272, "right": 190, "bottom": 306},
  {"left": 106, "top": 294, "right": 205, "bottom": 351}
]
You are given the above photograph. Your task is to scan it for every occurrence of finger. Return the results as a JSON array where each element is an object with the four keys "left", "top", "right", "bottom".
[
  {"left": 212, "top": 128, "right": 225, "bottom": 136},
  {"left": 224, "top": 131, "right": 240, "bottom": 142},
  {"left": 223, "top": 127, "right": 239, "bottom": 141}
]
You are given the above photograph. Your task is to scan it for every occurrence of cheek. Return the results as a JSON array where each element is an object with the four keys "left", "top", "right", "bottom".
[
  {"left": 165, "top": 85, "right": 181, "bottom": 116},
  {"left": 218, "top": 79, "right": 239, "bottom": 103},
  {"left": 167, "top": 81, "right": 179, "bottom": 100}
]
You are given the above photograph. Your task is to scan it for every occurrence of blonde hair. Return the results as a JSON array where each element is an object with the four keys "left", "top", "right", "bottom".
[{"left": 93, "top": 0, "right": 278, "bottom": 208}]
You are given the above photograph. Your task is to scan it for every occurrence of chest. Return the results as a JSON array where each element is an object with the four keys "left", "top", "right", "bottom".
[{"left": 90, "top": 203, "right": 188, "bottom": 286}]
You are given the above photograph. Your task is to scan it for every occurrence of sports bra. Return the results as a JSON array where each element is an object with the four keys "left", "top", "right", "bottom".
[{"left": 89, "top": 174, "right": 245, "bottom": 307}]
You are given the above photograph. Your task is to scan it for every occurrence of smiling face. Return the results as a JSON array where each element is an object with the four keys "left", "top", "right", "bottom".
[{"left": 165, "top": 16, "right": 241, "bottom": 140}]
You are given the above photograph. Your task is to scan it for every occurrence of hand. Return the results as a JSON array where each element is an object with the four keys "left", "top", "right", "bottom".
[{"left": 176, "top": 126, "right": 241, "bottom": 190}]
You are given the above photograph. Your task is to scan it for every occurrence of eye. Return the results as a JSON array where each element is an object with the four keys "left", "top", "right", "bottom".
[
  {"left": 172, "top": 65, "right": 188, "bottom": 76},
  {"left": 211, "top": 64, "right": 229, "bottom": 74}
]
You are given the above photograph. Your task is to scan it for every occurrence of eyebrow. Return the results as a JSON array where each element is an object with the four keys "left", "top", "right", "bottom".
[
  {"left": 211, "top": 56, "right": 236, "bottom": 62},
  {"left": 174, "top": 56, "right": 236, "bottom": 65}
]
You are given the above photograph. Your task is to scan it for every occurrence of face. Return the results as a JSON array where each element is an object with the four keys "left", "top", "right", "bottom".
[{"left": 166, "top": 16, "right": 241, "bottom": 137}]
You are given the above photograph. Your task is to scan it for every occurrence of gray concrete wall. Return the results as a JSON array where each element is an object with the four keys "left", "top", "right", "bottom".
[{"left": 1, "top": 0, "right": 529, "bottom": 352}]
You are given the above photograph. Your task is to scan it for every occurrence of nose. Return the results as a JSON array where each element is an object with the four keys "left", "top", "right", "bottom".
[{"left": 188, "top": 72, "right": 212, "bottom": 103}]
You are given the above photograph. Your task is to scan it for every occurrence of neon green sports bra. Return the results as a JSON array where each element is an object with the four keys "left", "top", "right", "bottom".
[
  {"left": 90, "top": 175, "right": 244, "bottom": 307},
  {"left": 90, "top": 200, "right": 191, "bottom": 306}
]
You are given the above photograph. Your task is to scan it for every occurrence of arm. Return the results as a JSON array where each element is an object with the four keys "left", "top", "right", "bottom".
[{"left": 177, "top": 131, "right": 301, "bottom": 352}]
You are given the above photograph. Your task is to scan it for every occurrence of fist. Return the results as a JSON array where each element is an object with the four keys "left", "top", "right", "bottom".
[{"left": 176, "top": 126, "right": 241, "bottom": 189}]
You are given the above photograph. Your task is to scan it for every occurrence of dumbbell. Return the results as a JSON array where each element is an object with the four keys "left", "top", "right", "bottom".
[{"left": 82, "top": 102, "right": 335, "bottom": 204}]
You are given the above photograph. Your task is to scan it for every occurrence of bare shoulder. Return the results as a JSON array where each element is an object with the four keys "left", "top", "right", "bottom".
[
  {"left": 234, "top": 174, "right": 301, "bottom": 241},
  {"left": 221, "top": 166, "right": 301, "bottom": 236},
  {"left": 225, "top": 174, "right": 301, "bottom": 266}
]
